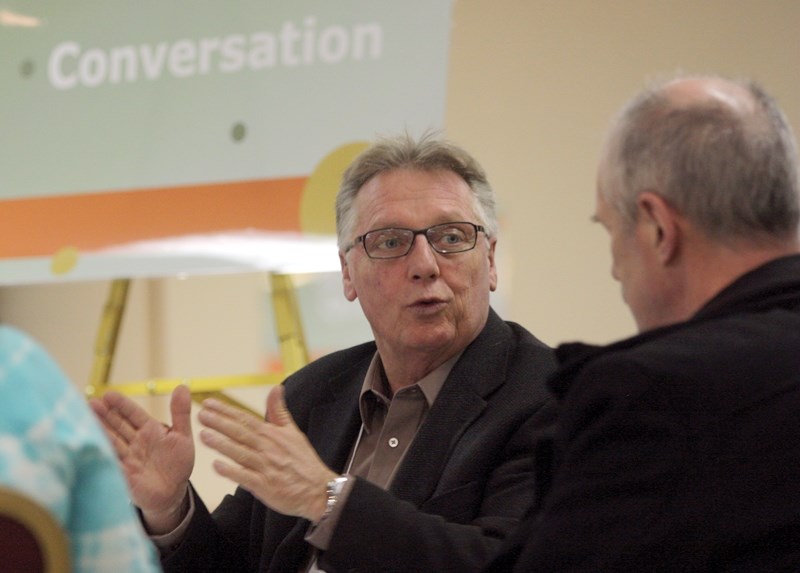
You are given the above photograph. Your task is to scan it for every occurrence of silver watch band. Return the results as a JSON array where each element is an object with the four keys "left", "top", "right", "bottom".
[{"left": 323, "top": 475, "right": 349, "bottom": 519}]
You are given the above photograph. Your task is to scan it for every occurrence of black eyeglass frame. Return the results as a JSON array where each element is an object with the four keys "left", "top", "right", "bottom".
[{"left": 345, "top": 221, "right": 486, "bottom": 260}]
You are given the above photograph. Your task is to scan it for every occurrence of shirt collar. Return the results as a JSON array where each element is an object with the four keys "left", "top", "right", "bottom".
[{"left": 358, "top": 351, "right": 462, "bottom": 431}]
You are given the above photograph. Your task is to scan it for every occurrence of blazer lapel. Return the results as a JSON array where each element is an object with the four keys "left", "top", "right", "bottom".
[
  {"left": 390, "top": 309, "right": 511, "bottom": 505},
  {"left": 305, "top": 362, "right": 367, "bottom": 473}
]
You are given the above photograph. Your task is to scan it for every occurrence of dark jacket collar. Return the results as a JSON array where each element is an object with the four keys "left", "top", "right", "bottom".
[{"left": 550, "top": 254, "right": 800, "bottom": 398}]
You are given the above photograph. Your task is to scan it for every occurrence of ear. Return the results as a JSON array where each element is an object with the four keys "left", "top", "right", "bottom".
[
  {"left": 487, "top": 237, "right": 498, "bottom": 292},
  {"left": 636, "top": 191, "right": 680, "bottom": 264},
  {"left": 340, "top": 251, "right": 358, "bottom": 301}
]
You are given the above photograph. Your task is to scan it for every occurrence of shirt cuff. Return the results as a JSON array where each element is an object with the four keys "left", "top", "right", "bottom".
[
  {"left": 305, "top": 474, "right": 357, "bottom": 550},
  {"left": 149, "top": 490, "right": 195, "bottom": 555}
]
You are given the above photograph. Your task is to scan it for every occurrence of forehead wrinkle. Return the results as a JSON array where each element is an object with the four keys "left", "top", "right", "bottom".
[{"left": 354, "top": 172, "right": 479, "bottom": 232}]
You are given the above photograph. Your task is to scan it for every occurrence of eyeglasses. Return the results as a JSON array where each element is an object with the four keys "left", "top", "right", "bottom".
[{"left": 346, "top": 222, "right": 486, "bottom": 259}]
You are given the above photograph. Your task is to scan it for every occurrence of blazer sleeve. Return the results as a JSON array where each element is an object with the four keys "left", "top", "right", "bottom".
[{"left": 161, "top": 485, "right": 251, "bottom": 572}]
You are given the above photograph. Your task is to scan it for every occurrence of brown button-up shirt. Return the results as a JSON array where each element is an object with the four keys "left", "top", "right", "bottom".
[{"left": 304, "top": 351, "right": 458, "bottom": 559}]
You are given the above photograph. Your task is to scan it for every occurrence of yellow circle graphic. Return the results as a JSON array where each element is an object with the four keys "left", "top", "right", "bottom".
[
  {"left": 300, "top": 141, "right": 370, "bottom": 235},
  {"left": 51, "top": 246, "right": 80, "bottom": 275}
]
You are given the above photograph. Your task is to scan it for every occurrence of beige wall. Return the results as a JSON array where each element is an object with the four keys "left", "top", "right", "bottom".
[
  {"left": 2, "top": 0, "right": 799, "bottom": 507},
  {"left": 448, "top": 0, "right": 800, "bottom": 345}
]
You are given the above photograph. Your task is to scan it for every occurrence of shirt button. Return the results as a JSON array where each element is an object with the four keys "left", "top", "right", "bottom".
[{"left": 388, "top": 437, "right": 399, "bottom": 448}]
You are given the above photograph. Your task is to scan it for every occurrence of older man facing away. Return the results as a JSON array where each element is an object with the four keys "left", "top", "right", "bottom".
[{"left": 490, "top": 75, "right": 800, "bottom": 572}]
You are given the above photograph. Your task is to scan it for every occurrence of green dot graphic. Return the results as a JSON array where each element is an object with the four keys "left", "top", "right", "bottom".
[
  {"left": 20, "top": 60, "right": 34, "bottom": 78},
  {"left": 231, "top": 123, "right": 246, "bottom": 142}
]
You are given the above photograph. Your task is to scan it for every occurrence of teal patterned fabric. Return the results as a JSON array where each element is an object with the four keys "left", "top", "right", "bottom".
[{"left": 0, "top": 325, "right": 161, "bottom": 572}]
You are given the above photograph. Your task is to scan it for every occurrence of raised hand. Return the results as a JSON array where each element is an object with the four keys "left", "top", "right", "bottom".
[
  {"left": 198, "top": 385, "right": 337, "bottom": 522},
  {"left": 90, "top": 384, "right": 195, "bottom": 533}
]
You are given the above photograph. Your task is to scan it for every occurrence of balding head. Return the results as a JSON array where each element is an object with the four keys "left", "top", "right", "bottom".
[
  {"left": 600, "top": 74, "right": 800, "bottom": 246},
  {"left": 661, "top": 76, "right": 757, "bottom": 114}
]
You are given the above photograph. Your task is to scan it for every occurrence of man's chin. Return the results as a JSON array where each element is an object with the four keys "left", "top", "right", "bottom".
[{"left": 404, "top": 324, "right": 456, "bottom": 351}]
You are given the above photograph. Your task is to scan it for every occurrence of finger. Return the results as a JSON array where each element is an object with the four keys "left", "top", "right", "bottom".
[
  {"left": 210, "top": 457, "right": 273, "bottom": 504},
  {"left": 102, "top": 427, "right": 132, "bottom": 459},
  {"left": 198, "top": 404, "right": 262, "bottom": 448},
  {"left": 89, "top": 397, "right": 116, "bottom": 431},
  {"left": 200, "top": 397, "right": 247, "bottom": 420},
  {"left": 213, "top": 459, "right": 271, "bottom": 498},
  {"left": 266, "top": 385, "right": 293, "bottom": 427},
  {"left": 199, "top": 428, "right": 256, "bottom": 469},
  {"left": 170, "top": 385, "right": 193, "bottom": 438},
  {"left": 88, "top": 398, "right": 111, "bottom": 427},
  {"left": 211, "top": 458, "right": 250, "bottom": 485},
  {"left": 89, "top": 400, "right": 131, "bottom": 456},
  {"left": 199, "top": 397, "right": 262, "bottom": 430},
  {"left": 101, "top": 390, "right": 154, "bottom": 431},
  {"left": 90, "top": 396, "right": 137, "bottom": 444}
]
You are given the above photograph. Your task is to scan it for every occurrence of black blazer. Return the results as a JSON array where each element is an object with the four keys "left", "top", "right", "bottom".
[
  {"left": 495, "top": 255, "right": 800, "bottom": 572},
  {"left": 164, "top": 308, "right": 557, "bottom": 573}
]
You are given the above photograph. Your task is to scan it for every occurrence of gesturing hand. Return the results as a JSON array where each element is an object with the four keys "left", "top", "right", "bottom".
[
  {"left": 90, "top": 385, "right": 195, "bottom": 533},
  {"left": 198, "top": 385, "right": 337, "bottom": 522}
]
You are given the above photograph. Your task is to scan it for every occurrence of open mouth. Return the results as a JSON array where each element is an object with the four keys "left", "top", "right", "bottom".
[{"left": 411, "top": 298, "right": 447, "bottom": 311}]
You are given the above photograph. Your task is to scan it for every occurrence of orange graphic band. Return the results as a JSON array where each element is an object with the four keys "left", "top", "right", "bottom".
[{"left": 1, "top": 177, "right": 307, "bottom": 259}]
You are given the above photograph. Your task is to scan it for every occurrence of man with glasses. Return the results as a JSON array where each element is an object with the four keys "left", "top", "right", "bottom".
[{"left": 91, "top": 133, "right": 557, "bottom": 572}]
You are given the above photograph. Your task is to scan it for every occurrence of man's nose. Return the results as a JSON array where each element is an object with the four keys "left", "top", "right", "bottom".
[{"left": 407, "top": 233, "right": 440, "bottom": 279}]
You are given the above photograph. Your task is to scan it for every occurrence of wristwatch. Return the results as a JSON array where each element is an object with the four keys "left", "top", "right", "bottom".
[{"left": 323, "top": 475, "right": 350, "bottom": 520}]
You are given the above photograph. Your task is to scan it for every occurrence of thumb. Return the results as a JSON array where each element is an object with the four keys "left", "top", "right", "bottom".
[
  {"left": 266, "top": 385, "right": 293, "bottom": 427},
  {"left": 170, "top": 384, "right": 193, "bottom": 436}
]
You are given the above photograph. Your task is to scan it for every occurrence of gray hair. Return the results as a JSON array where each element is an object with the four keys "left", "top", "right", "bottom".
[
  {"left": 604, "top": 76, "right": 800, "bottom": 243},
  {"left": 335, "top": 132, "right": 498, "bottom": 249}
]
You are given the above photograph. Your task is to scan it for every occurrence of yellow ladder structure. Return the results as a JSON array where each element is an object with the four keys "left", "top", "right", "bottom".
[{"left": 84, "top": 274, "right": 309, "bottom": 415}]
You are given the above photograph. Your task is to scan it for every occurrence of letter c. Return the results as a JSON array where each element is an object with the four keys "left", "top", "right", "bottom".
[{"left": 48, "top": 42, "right": 80, "bottom": 90}]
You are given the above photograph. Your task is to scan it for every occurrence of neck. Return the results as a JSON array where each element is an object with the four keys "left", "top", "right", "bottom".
[
  {"left": 679, "top": 236, "right": 800, "bottom": 320},
  {"left": 377, "top": 345, "right": 458, "bottom": 395}
]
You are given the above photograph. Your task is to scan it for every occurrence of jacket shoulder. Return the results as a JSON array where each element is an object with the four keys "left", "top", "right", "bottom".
[
  {"left": 281, "top": 341, "right": 376, "bottom": 412},
  {"left": 504, "top": 320, "right": 558, "bottom": 379}
]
